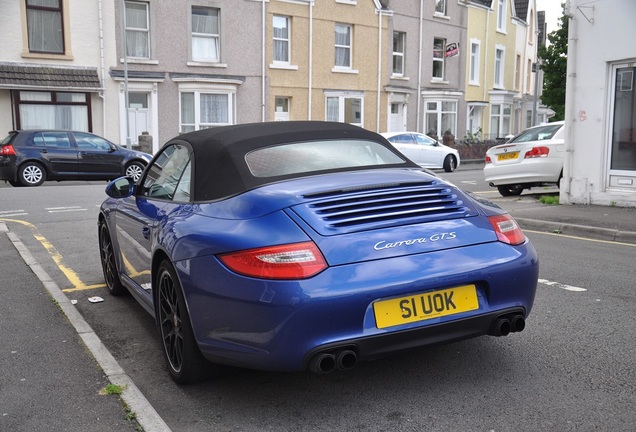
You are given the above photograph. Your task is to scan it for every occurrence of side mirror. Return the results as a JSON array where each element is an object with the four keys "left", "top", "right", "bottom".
[{"left": 105, "top": 176, "right": 135, "bottom": 198}]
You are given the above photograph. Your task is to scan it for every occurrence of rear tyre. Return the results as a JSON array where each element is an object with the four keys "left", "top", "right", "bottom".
[
  {"left": 156, "top": 260, "right": 211, "bottom": 384},
  {"left": 443, "top": 155, "right": 457, "bottom": 173},
  {"left": 125, "top": 161, "right": 146, "bottom": 182},
  {"left": 98, "top": 221, "right": 127, "bottom": 296},
  {"left": 497, "top": 185, "right": 524, "bottom": 197},
  {"left": 18, "top": 162, "right": 46, "bottom": 186}
]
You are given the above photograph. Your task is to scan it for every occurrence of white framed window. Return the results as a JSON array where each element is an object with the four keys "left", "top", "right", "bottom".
[
  {"left": 425, "top": 100, "right": 457, "bottom": 137},
  {"left": 334, "top": 24, "right": 352, "bottom": 69},
  {"left": 527, "top": 59, "right": 533, "bottom": 93},
  {"left": 494, "top": 46, "right": 505, "bottom": 88},
  {"left": 275, "top": 97, "right": 290, "bottom": 121},
  {"left": 180, "top": 89, "right": 234, "bottom": 132},
  {"left": 25, "top": 0, "right": 65, "bottom": 54},
  {"left": 326, "top": 93, "right": 363, "bottom": 127},
  {"left": 497, "top": 0, "right": 506, "bottom": 33},
  {"left": 125, "top": 1, "right": 150, "bottom": 58},
  {"left": 191, "top": 7, "right": 220, "bottom": 63},
  {"left": 433, "top": 38, "right": 445, "bottom": 80},
  {"left": 490, "top": 103, "right": 511, "bottom": 138},
  {"left": 434, "top": 0, "right": 446, "bottom": 15},
  {"left": 467, "top": 104, "right": 485, "bottom": 136},
  {"left": 392, "top": 32, "right": 405, "bottom": 77},
  {"left": 469, "top": 39, "right": 480, "bottom": 85},
  {"left": 515, "top": 54, "right": 521, "bottom": 91},
  {"left": 273, "top": 15, "right": 290, "bottom": 64}
]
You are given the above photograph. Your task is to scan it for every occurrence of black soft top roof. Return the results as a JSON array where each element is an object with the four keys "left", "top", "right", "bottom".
[{"left": 168, "top": 121, "right": 417, "bottom": 201}]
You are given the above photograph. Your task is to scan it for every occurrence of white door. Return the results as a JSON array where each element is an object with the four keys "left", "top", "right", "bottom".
[
  {"left": 389, "top": 103, "right": 406, "bottom": 132},
  {"left": 127, "top": 92, "right": 149, "bottom": 145}
]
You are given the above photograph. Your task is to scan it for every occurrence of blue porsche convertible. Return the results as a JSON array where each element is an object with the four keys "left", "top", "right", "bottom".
[{"left": 98, "top": 121, "right": 538, "bottom": 383}]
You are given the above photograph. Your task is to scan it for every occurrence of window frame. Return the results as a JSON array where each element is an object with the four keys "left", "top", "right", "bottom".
[
  {"left": 191, "top": 6, "right": 220, "bottom": 63},
  {"left": 273, "top": 15, "right": 291, "bottom": 65},
  {"left": 25, "top": 0, "right": 65, "bottom": 55},
  {"left": 325, "top": 94, "right": 364, "bottom": 127},
  {"left": 497, "top": 0, "right": 507, "bottom": 33},
  {"left": 494, "top": 46, "right": 505, "bottom": 89},
  {"left": 392, "top": 31, "right": 406, "bottom": 77},
  {"left": 434, "top": 0, "right": 446, "bottom": 16},
  {"left": 489, "top": 103, "right": 512, "bottom": 138},
  {"left": 469, "top": 39, "right": 480, "bottom": 85},
  {"left": 179, "top": 89, "right": 235, "bottom": 133},
  {"left": 424, "top": 100, "right": 457, "bottom": 138},
  {"left": 334, "top": 23, "right": 353, "bottom": 70},
  {"left": 124, "top": 0, "right": 150, "bottom": 59},
  {"left": 432, "top": 38, "right": 446, "bottom": 80},
  {"left": 12, "top": 90, "right": 92, "bottom": 131}
]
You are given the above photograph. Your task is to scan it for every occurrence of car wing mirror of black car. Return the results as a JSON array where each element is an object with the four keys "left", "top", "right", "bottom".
[{"left": 105, "top": 176, "right": 136, "bottom": 198}]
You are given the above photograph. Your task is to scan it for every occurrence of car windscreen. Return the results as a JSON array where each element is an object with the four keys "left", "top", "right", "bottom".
[
  {"left": 509, "top": 124, "right": 562, "bottom": 143},
  {"left": 1, "top": 132, "right": 17, "bottom": 145},
  {"left": 245, "top": 139, "right": 406, "bottom": 178}
]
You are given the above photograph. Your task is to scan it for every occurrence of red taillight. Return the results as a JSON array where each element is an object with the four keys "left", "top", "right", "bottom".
[
  {"left": 524, "top": 146, "right": 550, "bottom": 158},
  {"left": 0, "top": 144, "right": 17, "bottom": 156},
  {"left": 218, "top": 241, "right": 328, "bottom": 280},
  {"left": 488, "top": 214, "right": 526, "bottom": 245},
  {"left": 485, "top": 155, "right": 492, "bottom": 164}
]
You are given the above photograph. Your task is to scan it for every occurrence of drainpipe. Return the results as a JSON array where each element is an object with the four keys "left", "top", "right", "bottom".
[
  {"left": 376, "top": 7, "right": 382, "bottom": 132},
  {"left": 262, "top": 0, "right": 266, "bottom": 122},
  {"left": 308, "top": 0, "right": 313, "bottom": 120},
  {"left": 98, "top": 0, "right": 106, "bottom": 136},
  {"left": 416, "top": 0, "right": 423, "bottom": 132},
  {"left": 562, "top": 0, "right": 576, "bottom": 198}
]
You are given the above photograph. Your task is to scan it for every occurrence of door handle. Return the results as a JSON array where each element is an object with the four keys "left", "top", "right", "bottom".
[
  {"left": 142, "top": 227, "right": 150, "bottom": 239},
  {"left": 39, "top": 149, "right": 48, "bottom": 153}
]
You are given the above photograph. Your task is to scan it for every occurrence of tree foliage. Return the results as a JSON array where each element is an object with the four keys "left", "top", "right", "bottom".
[{"left": 538, "top": 3, "right": 568, "bottom": 121}]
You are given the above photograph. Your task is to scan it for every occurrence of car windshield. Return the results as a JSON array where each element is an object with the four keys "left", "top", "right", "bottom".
[
  {"left": 1, "top": 132, "right": 17, "bottom": 145},
  {"left": 509, "top": 124, "right": 562, "bottom": 143},
  {"left": 245, "top": 139, "right": 406, "bottom": 177}
]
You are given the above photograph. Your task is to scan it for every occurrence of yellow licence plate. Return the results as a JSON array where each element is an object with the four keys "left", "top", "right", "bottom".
[
  {"left": 373, "top": 285, "right": 479, "bottom": 329},
  {"left": 498, "top": 152, "right": 519, "bottom": 161}
]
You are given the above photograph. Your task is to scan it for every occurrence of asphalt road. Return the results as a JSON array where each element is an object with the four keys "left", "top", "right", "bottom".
[{"left": 1, "top": 170, "right": 635, "bottom": 431}]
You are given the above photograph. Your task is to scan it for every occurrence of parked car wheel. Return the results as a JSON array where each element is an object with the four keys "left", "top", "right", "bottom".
[
  {"left": 18, "top": 161, "right": 46, "bottom": 186},
  {"left": 497, "top": 185, "right": 524, "bottom": 197},
  {"left": 98, "top": 220, "right": 127, "bottom": 296},
  {"left": 156, "top": 260, "right": 211, "bottom": 384},
  {"left": 125, "top": 161, "right": 146, "bottom": 182},
  {"left": 443, "top": 155, "right": 457, "bottom": 173}
]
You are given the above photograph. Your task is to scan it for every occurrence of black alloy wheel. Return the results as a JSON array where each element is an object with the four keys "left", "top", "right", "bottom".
[
  {"left": 156, "top": 260, "right": 210, "bottom": 384},
  {"left": 497, "top": 185, "right": 524, "bottom": 197},
  {"left": 98, "top": 221, "right": 127, "bottom": 296}
]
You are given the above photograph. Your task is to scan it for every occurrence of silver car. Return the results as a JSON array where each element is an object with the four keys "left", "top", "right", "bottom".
[
  {"left": 484, "top": 121, "right": 565, "bottom": 196},
  {"left": 381, "top": 132, "right": 460, "bottom": 172}
]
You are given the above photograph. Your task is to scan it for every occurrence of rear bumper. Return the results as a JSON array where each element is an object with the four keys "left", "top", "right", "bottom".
[
  {"left": 483, "top": 159, "right": 562, "bottom": 186},
  {"left": 0, "top": 163, "right": 17, "bottom": 181},
  {"left": 181, "top": 240, "right": 539, "bottom": 372}
]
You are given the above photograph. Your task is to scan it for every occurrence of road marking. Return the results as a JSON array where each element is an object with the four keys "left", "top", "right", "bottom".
[
  {"left": 461, "top": 180, "right": 477, "bottom": 185},
  {"left": 524, "top": 229, "right": 636, "bottom": 248},
  {"left": 45, "top": 206, "right": 87, "bottom": 213},
  {"left": 0, "top": 210, "right": 28, "bottom": 217},
  {"left": 0, "top": 217, "right": 105, "bottom": 291},
  {"left": 539, "top": 278, "right": 587, "bottom": 292}
]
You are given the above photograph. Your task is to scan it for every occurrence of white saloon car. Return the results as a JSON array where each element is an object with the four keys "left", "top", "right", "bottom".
[
  {"left": 381, "top": 132, "right": 460, "bottom": 172},
  {"left": 484, "top": 121, "right": 565, "bottom": 196}
]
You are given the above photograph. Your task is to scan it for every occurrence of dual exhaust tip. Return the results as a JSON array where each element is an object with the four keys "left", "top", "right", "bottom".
[
  {"left": 309, "top": 349, "right": 357, "bottom": 374},
  {"left": 488, "top": 313, "right": 526, "bottom": 337}
]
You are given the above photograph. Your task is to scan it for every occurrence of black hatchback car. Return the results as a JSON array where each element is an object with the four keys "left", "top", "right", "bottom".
[{"left": 0, "top": 130, "right": 152, "bottom": 187}]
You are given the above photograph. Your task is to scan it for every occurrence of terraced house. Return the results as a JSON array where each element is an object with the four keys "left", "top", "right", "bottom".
[{"left": 0, "top": 0, "right": 545, "bottom": 152}]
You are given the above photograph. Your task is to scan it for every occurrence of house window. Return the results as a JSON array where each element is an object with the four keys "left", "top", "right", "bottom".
[
  {"left": 275, "top": 97, "right": 290, "bottom": 122},
  {"left": 610, "top": 66, "right": 636, "bottom": 171},
  {"left": 392, "top": 32, "right": 405, "bottom": 76},
  {"left": 515, "top": 54, "right": 521, "bottom": 91},
  {"left": 497, "top": 0, "right": 506, "bottom": 32},
  {"left": 273, "top": 15, "right": 290, "bottom": 64},
  {"left": 326, "top": 95, "right": 363, "bottom": 127},
  {"left": 490, "top": 104, "right": 511, "bottom": 138},
  {"left": 433, "top": 38, "right": 445, "bottom": 80},
  {"left": 125, "top": 1, "right": 150, "bottom": 58},
  {"left": 180, "top": 91, "right": 233, "bottom": 132},
  {"left": 13, "top": 90, "right": 90, "bottom": 131},
  {"left": 434, "top": 0, "right": 446, "bottom": 15},
  {"left": 494, "top": 46, "right": 505, "bottom": 88},
  {"left": 334, "top": 24, "right": 352, "bottom": 69},
  {"left": 527, "top": 59, "right": 533, "bottom": 93},
  {"left": 469, "top": 40, "right": 480, "bottom": 84},
  {"left": 25, "top": 0, "right": 64, "bottom": 54},
  {"left": 425, "top": 100, "right": 457, "bottom": 137},
  {"left": 191, "top": 7, "right": 219, "bottom": 62}
]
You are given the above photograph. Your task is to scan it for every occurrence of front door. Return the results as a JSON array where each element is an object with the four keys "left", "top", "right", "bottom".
[{"left": 127, "top": 92, "right": 150, "bottom": 146}]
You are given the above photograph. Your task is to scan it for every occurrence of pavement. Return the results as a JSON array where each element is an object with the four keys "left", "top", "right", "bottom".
[{"left": 0, "top": 178, "right": 635, "bottom": 432}]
